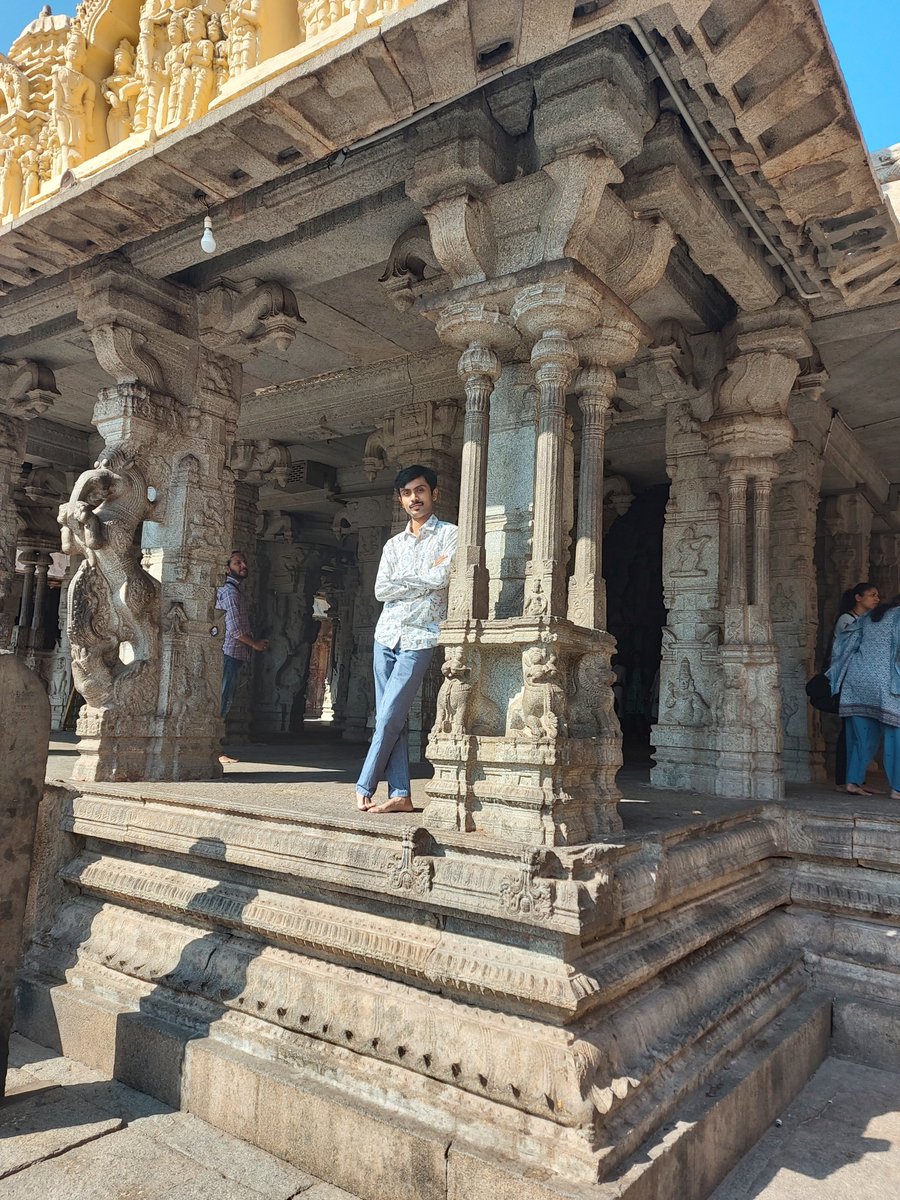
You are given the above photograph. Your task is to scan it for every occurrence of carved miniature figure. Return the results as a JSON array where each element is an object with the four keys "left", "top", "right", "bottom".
[
  {"left": 228, "top": 0, "right": 262, "bottom": 74},
  {"left": 50, "top": 28, "right": 96, "bottom": 176},
  {"left": 433, "top": 649, "right": 474, "bottom": 736},
  {"left": 670, "top": 523, "right": 709, "bottom": 577},
  {"left": 507, "top": 644, "right": 568, "bottom": 740},
  {"left": 177, "top": 9, "right": 215, "bottom": 124},
  {"left": 17, "top": 135, "right": 41, "bottom": 208},
  {"left": 160, "top": 13, "right": 187, "bottom": 130},
  {"left": 0, "top": 133, "right": 23, "bottom": 221},
  {"left": 568, "top": 652, "right": 618, "bottom": 738},
  {"left": 208, "top": 13, "right": 230, "bottom": 91},
  {"left": 102, "top": 40, "right": 141, "bottom": 146}
]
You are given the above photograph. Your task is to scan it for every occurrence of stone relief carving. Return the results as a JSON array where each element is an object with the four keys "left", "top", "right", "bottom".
[
  {"left": 498, "top": 849, "right": 554, "bottom": 919},
  {"left": 664, "top": 658, "right": 711, "bottom": 726},
  {"left": 50, "top": 27, "right": 95, "bottom": 176},
  {"left": 669, "top": 524, "right": 710, "bottom": 577},
  {"left": 568, "top": 653, "right": 617, "bottom": 739},
  {"left": 432, "top": 647, "right": 502, "bottom": 738},
  {"left": 102, "top": 40, "right": 141, "bottom": 145},
  {"left": 58, "top": 444, "right": 159, "bottom": 708},
  {"left": 378, "top": 223, "right": 442, "bottom": 311},
  {"left": 507, "top": 645, "right": 568, "bottom": 740},
  {"left": 385, "top": 826, "right": 433, "bottom": 895}
]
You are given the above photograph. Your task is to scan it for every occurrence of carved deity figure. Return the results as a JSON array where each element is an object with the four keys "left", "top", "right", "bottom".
[
  {"left": 159, "top": 13, "right": 187, "bottom": 130},
  {"left": 670, "top": 523, "right": 709, "bottom": 577},
  {"left": 208, "top": 13, "right": 230, "bottom": 90},
  {"left": 17, "top": 135, "right": 41, "bottom": 209},
  {"left": 665, "top": 657, "right": 710, "bottom": 726},
  {"left": 0, "top": 133, "right": 23, "bottom": 220},
  {"left": 507, "top": 645, "right": 568, "bottom": 740},
  {"left": 177, "top": 9, "right": 215, "bottom": 123},
  {"left": 58, "top": 446, "right": 159, "bottom": 709},
  {"left": 102, "top": 40, "right": 142, "bottom": 146},
  {"left": 50, "top": 28, "right": 96, "bottom": 176},
  {"left": 227, "top": 0, "right": 262, "bottom": 74},
  {"left": 300, "top": 0, "right": 342, "bottom": 40}
]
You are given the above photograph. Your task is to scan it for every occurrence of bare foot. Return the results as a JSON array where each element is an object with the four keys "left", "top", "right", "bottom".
[
  {"left": 891, "top": 790, "right": 900, "bottom": 801},
  {"left": 219, "top": 754, "right": 239, "bottom": 765},
  {"left": 356, "top": 790, "right": 372, "bottom": 811},
  {"left": 845, "top": 783, "right": 874, "bottom": 796},
  {"left": 369, "top": 795, "right": 415, "bottom": 814}
]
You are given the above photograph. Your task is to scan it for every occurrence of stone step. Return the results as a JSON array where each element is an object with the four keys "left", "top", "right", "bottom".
[{"left": 708, "top": 1056, "right": 900, "bottom": 1200}]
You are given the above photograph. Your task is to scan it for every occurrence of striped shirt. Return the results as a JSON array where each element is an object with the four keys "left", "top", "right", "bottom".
[{"left": 216, "top": 577, "right": 251, "bottom": 661}]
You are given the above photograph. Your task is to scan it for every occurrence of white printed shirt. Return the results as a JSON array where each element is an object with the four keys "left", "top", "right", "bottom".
[{"left": 373, "top": 515, "right": 458, "bottom": 651}]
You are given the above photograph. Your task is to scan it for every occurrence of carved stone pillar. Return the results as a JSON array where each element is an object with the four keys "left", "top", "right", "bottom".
[
  {"left": 770, "top": 392, "right": 830, "bottom": 783},
  {"left": 435, "top": 304, "right": 514, "bottom": 621},
  {"left": 252, "top": 538, "right": 322, "bottom": 737},
  {"left": 870, "top": 531, "right": 900, "bottom": 601},
  {"left": 568, "top": 360, "right": 616, "bottom": 630},
  {"left": 425, "top": 277, "right": 644, "bottom": 845},
  {"left": 342, "top": 495, "right": 393, "bottom": 743},
  {"left": 0, "top": 362, "right": 58, "bottom": 648},
  {"left": 815, "top": 492, "right": 875, "bottom": 664},
  {"left": 62, "top": 259, "right": 302, "bottom": 781},
  {"left": 702, "top": 309, "right": 809, "bottom": 800},
  {"left": 223, "top": 479, "right": 260, "bottom": 745}
]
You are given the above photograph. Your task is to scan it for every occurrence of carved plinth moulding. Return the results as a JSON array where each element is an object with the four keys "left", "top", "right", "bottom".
[
  {"left": 385, "top": 826, "right": 434, "bottom": 895},
  {"left": 424, "top": 618, "right": 622, "bottom": 846}
]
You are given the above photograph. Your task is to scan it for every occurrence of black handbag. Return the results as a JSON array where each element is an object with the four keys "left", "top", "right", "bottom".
[{"left": 806, "top": 671, "right": 840, "bottom": 714}]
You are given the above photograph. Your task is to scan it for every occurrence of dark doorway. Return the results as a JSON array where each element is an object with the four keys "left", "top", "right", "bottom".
[{"left": 604, "top": 484, "right": 668, "bottom": 766}]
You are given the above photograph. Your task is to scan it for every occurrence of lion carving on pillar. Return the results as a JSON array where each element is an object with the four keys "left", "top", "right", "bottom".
[
  {"left": 58, "top": 444, "right": 159, "bottom": 709},
  {"left": 507, "top": 644, "right": 568, "bottom": 740}
]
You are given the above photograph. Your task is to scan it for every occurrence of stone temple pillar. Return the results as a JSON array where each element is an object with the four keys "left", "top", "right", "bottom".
[
  {"left": 61, "top": 259, "right": 302, "bottom": 781},
  {"left": 342, "top": 495, "right": 393, "bottom": 743},
  {"left": 702, "top": 308, "right": 810, "bottom": 800},
  {"left": 769, "top": 389, "right": 830, "bottom": 783},
  {"left": 870, "top": 531, "right": 900, "bottom": 602},
  {"left": 815, "top": 492, "right": 875, "bottom": 665},
  {"left": 0, "top": 361, "right": 58, "bottom": 648},
  {"left": 425, "top": 279, "right": 644, "bottom": 845}
]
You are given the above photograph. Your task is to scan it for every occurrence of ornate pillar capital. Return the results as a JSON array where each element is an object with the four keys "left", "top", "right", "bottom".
[{"left": 198, "top": 280, "right": 305, "bottom": 363}]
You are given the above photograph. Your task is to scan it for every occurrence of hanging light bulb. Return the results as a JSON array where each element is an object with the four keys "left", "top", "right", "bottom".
[{"left": 200, "top": 214, "right": 217, "bottom": 254}]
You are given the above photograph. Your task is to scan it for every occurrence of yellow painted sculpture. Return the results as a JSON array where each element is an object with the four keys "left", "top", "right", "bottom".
[{"left": 0, "top": 0, "right": 417, "bottom": 224}]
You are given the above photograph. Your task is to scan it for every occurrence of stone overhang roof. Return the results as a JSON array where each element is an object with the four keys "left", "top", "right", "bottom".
[{"left": 0, "top": 0, "right": 896, "bottom": 316}]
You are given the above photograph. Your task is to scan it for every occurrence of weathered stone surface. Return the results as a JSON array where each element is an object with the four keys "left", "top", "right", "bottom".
[
  {"left": 0, "top": 652, "right": 50, "bottom": 1094},
  {"left": 0, "top": 1087, "right": 123, "bottom": 1179}
]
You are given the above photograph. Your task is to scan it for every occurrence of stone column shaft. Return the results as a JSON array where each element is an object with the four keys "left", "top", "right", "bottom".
[
  {"left": 726, "top": 471, "right": 749, "bottom": 608},
  {"left": 527, "top": 332, "right": 578, "bottom": 616},
  {"left": 751, "top": 473, "right": 774, "bottom": 611},
  {"left": 568, "top": 369, "right": 614, "bottom": 629},
  {"left": 0, "top": 417, "right": 26, "bottom": 648},
  {"left": 449, "top": 344, "right": 500, "bottom": 621}
]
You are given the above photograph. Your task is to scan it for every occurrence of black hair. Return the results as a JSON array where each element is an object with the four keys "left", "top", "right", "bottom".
[
  {"left": 838, "top": 581, "right": 877, "bottom": 614},
  {"left": 394, "top": 464, "right": 437, "bottom": 492},
  {"left": 226, "top": 549, "right": 244, "bottom": 566},
  {"left": 871, "top": 594, "right": 900, "bottom": 623}
]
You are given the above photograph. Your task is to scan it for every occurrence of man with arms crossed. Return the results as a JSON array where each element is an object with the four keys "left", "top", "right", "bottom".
[{"left": 356, "top": 465, "right": 457, "bottom": 814}]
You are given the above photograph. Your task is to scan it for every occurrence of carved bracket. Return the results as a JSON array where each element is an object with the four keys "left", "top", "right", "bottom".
[
  {"left": 199, "top": 280, "right": 305, "bottom": 361},
  {"left": 0, "top": 359, "right": 59, "bottom": 418}
]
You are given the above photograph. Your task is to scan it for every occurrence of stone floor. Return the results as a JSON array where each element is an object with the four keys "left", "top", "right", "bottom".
[
  {"left": 45, "top": 728, "right": 898, "bottom": 840},
  {"left": 1, "top": 1034, "right": 360, "bottom": 1200},
  {"left": 710, "top": 1056, "right": 900, "bottom": 1200}
]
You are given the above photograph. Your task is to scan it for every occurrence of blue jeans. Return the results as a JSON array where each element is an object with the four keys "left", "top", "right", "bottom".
[
  {"left": 356, "top": 642, "right": 434, "bottom": 798},
  {"left": 845, "top": 715, "right": 900, "bottom": 791},
  {"left": 221, "top": 654, "right": 245, "bottom": 717}
]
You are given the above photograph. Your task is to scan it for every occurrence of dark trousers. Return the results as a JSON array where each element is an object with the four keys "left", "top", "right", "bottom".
[{"left": 221, "top": 654, "right": 245, "bottom": 717}]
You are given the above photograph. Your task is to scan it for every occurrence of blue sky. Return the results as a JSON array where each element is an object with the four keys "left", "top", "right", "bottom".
[{"left": 0, "top": 1, "right": 897, "bottom": 150}]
